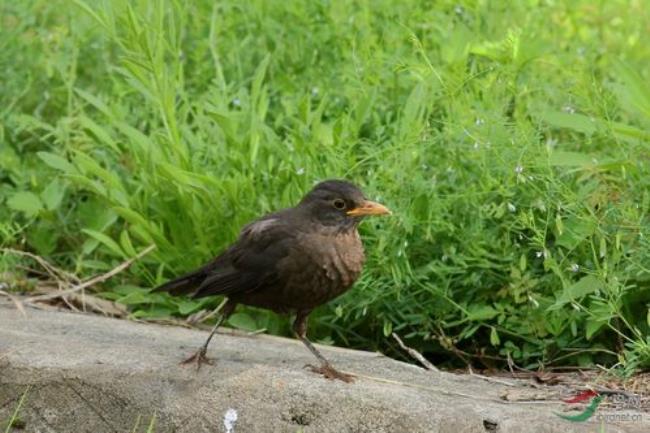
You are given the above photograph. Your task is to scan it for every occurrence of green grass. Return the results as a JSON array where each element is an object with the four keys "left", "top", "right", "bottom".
[
  {"left": 1, "top": 0, "right": 650, "bottom": 372},
  {"left": 3, "top": 386, "right": 29, "bottom": 433}
]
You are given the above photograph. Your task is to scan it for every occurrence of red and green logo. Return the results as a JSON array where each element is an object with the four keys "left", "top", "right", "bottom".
[{"left": 555, "top": 390, "right": 603, "bottom": 422}]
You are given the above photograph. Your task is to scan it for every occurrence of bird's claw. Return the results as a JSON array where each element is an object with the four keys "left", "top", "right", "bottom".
[
  {"left": 180, "top": 348, "right": 213, "bottom": 370},
  {"left": 304, "top": 363, "right": 355, "bottom": 383}
]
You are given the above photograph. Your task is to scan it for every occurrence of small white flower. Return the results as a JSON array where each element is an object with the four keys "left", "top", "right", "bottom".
[
  {"left": 311, "top": 87, "right": 319, "bottom": 96},
  {"left": 224, "top": 408, "right": 238, "bottom": 433},
  {"left": 441, "top": 254, "right": 448, "bottom": 262},
  {"left": 536, "top": 251, "right": 543, "bottom": 258},
  {"left": 562, "top": 105, "right": 575, "bottom": 114},
  {"left": 454, "top": 5, "right": 463, "bottom": 14},
  {"left": 507, "top": 203, "right": 517, "bottom": 212},
  {"left": 232, "top": 98, "right": 241, "bottom": 107},
  {"left": 570, "top": 263, "right": 580, "bottom": 273},
  {"left": 475, "top": 118, "right": 484, "bottom": 126},
  {"left": 515, "top": 165, "right": 524, "bottom": 174},
  {"left": 473, "top": 142, "right": 480, "bottom": 150},
  {"left": 296, "top": 167, "right": 305, "bottom": 175}
]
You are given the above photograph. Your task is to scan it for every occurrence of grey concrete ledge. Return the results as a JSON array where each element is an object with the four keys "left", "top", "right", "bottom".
[{"left": 0, "top": 304, "right": 646, "bottom": 433}]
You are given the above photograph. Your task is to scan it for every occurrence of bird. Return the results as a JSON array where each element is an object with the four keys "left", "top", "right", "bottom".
[{"left": 154, "top": 179, "right": 390, "bottom": 382}]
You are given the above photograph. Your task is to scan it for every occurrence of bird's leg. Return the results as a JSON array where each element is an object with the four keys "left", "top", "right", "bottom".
[
  {"left": 293, "top": 310, "right": 355, "bottom": 383},
  {"left": 181, "top": 299, "right": 236, "bottom": 370}
]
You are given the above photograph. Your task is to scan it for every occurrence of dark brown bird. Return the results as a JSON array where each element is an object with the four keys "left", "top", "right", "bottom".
[{"left": 155, "top": 180, "right": 390, "bottom": 382}]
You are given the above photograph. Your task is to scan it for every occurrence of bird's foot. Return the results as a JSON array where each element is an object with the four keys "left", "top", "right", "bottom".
[
  {"left": 305, "top": 363, "right": 355, "bottom": 383},
  {"left": 180, "top": 347, "right": 213, "bottom": 370}
]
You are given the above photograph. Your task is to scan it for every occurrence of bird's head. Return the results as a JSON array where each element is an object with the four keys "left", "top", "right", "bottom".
[{"left": 298, "top": 180, "right": 391, "bottom": 229}]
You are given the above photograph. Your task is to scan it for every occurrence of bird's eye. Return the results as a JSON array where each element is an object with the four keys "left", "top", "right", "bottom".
[{"left": 333, "top": 199, "right": 346, "bottom": 210}]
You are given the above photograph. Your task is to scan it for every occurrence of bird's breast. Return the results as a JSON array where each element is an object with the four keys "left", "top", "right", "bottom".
[
  {"left": 319, "top": 230, "right": 365, "bottom": 287},
  {"left": 273, "top": 229, "right": 365, "bottom": 310}
]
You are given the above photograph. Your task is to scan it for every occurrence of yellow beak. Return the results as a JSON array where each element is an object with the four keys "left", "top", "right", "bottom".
[{"left": 346, "top": 200, "right": 391, "bottom": 217}]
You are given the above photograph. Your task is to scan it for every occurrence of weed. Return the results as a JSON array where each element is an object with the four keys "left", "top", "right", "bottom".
[{"left": 3, "top": 386, "right": 30, "bottom": 433}]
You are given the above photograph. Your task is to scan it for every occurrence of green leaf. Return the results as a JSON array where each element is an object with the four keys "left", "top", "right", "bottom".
[
  {"left": 228, "top": 312, "right": 257, "bottom": 332},
  {"left": 547, "top": 151, "right": 594, "bottom": 167},
  {"left": 556, "top": 217, "right": 596, "bottom": 250},
  {"left": 585, "top": 320, "right": 606, "bottom": 340},
  {"left": 82, "top": 229, "right": 124, "bottom": 257},
  {"left": 383, "top": 320, "right": 393, "bottom": 337},
  {"left": 114, "top": 207, "right": 149, "bottom": 227},
  {"left": 466, "top": 305, "right": 499, "bottom": 321},
  {"left": 178, "top": 300, "right": 201, "bottom": 315},
  {"left": 115, "top": 121, "right": 158, "bottom": 156},
  {"left": 7, "top": 192, "right": 43, "bottom": 216},
  {"left": 74, "top": 87, "right": 112, "bottom": 116},
  {"left": 612, "top": 61, "right": 650, "bottom": 120},
  {"left": 72, "top": 151, "right": 124, "bottom": 192},
  {"left": 490, "top": 327, "right": 500, "bottom": 346},
  {"left": 78, "top": 115, "right": 119, "bottom": 152},
  {"left": 554, "top": 275, "right": 604, "bottom": 307},
  {"left": 608, "top": 119, "right": 650, "bottom": 143},
  {"left": 27, "top": 223, "right": 60, "bottom": 255},
  {"left": 399, "top": 82, "right": 429, "bottom": 140},
  {"left": 70, "top": 0, "right": 109, "bottom": 30},
  {"left": 117, "top": 291, "right": 151, "bottom": 305},
  {"left": 119, "top": 230, "right": 137, "bottom": 257},
  {"left": 539, "top": 111, "right": 598, "bottom": 135},
  {"left": 41, "top": 179, "right": 66, "bottom": 210},
  {"left": 37, "top": 151, "right": 76, "bottom": 174},
  {"left": 132, "top": 307, "right": 175, "bottom": 319},
  {"left": 78, "top": 200, "right": 117, "bottom": 231}
]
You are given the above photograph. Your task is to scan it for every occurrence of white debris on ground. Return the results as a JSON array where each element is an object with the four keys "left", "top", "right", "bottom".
[{"left": 223, "top": 408, "right": 238, "bottom": 433}]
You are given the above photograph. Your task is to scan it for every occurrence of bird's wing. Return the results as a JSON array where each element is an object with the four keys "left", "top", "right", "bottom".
[{"left": 189, "top": 213, "right": 296, "bottom": 298}]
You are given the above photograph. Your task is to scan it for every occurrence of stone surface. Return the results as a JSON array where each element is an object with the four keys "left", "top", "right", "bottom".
[{"left": 0, "top": 303, "right": 646, "bottom": 433}]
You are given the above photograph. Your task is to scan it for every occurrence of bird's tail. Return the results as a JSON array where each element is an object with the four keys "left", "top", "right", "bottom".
[{"left": 153, "top": 268, "right": 207, "bottom": 296}]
